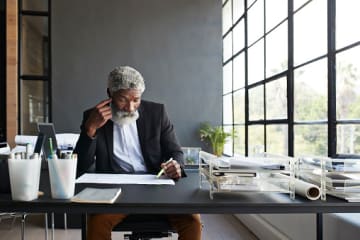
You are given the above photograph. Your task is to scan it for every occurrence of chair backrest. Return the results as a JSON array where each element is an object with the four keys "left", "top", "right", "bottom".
[
  {"left": 113, "top": 214, "right": 175, "bottom": 239},
  {"left": 0, "top": 157, "right": 10, "bottom": 193}
]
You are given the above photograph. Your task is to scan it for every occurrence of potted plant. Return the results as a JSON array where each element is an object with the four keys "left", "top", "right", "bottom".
[{"left": 199, "top": 122, "right": 233, "bottom": 156}]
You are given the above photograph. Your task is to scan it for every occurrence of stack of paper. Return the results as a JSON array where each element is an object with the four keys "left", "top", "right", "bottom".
[
  {"left": 76, "top": 173, "right": 175, "bottom": 185},
  {"left": 299, "top": 171, "right": 360, "bottom": 202},
  {"left": 204, "top": 156, "right": 286, "bottom": 170}
]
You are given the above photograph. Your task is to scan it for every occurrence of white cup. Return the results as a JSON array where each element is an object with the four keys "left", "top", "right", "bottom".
[
  {"left": 48, "top": 157, "right": 77, "bottom": 199},
  {"left": 8, "top": 158, "right": 41, "bottom": 201}
]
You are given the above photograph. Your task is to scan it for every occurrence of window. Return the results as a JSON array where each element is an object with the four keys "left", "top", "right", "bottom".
[
  {"left": 19, "top": 0, "right": 51, "bottom": 135},
  {"left": 222, "top": 0, "right": 360, "bottom": 157}
]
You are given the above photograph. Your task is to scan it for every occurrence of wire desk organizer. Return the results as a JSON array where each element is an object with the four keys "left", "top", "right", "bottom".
[{"left": 199, "top": 151, "right": 296, "bottom": 200}]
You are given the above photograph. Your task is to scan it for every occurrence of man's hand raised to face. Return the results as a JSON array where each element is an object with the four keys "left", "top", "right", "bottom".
[{"left": 85, "top": 98, "right": 113, "bottom": 138}]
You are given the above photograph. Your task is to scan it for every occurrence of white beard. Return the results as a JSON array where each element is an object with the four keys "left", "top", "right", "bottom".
[{"left": 111, "top": 105, "right": 139, "bottom": 125}]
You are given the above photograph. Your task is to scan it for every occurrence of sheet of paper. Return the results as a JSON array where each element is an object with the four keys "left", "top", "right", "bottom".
[{"left": 76, "top": 173, "right": 175, "bottom": 185}]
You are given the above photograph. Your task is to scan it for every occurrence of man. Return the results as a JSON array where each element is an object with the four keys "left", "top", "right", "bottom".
[{"left": 74, "top": 66, "right": 202, "bottom": 240}]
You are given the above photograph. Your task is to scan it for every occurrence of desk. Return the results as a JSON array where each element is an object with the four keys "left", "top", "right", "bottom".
[{"left": 1, "top": 170, "right": 360, "bottom": 240}]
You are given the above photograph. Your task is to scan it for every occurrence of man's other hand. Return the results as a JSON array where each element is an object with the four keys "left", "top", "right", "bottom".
[
  {"left": 161, "top": 159, "right": 182, "bottom": 180},
  {"left": 85, "top": 98, "right": 112, "bottom": 137}
]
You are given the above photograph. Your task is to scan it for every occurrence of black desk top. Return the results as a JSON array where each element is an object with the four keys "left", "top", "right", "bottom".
[{"left": 1, "top": 169, "right": 360, "bottom": 214}]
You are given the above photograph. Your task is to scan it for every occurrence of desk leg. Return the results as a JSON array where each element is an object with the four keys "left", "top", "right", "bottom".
[
  {"left": 44, "top": 213, "right": 48, "bottom": 240},
  {"left": 81, "top": 214, "right": 87, "bottom": 240},
  {"left": 51, "top": 212, "right": 55, "bottom": 240},
  {"left": 21, "top": 213, "right": 26, "bottom": 240},
  {"left": 316, "top": 213, "right": 323, "bottom": 240},
  {"left": 64, "top": 213, "right": 67, "bottom": 230}
]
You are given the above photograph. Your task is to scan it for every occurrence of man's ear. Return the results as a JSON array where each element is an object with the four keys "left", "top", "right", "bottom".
[{"left": 107, "top": 88, "right": 112, "bottom": 98}]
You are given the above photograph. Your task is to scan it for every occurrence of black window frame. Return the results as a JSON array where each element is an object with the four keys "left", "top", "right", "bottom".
[
  {"left": 222, "top": 0, "right": 360, "bottom": 158},
  {"left": 18, "top": 0, "right": 51, "bottom": 134}
]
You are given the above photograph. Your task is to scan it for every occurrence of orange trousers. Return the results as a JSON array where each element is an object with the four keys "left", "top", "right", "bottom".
[{"left": 87, "top": 213, "right": 202, "bottom": 240}]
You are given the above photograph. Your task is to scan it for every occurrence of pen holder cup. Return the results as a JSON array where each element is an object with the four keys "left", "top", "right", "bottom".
[
  {"left": 8, "top": 158, "right": 42, "bottom": 201},
  {"left": 48, "top": 158, "right": 77, "bottom": 199}
]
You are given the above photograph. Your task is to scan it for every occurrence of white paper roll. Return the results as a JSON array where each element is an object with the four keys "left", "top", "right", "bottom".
[
  {"left": 273, "top": 174, "right": 321, "bottom": 200},
  {"left": 293, "top": 177, "right": 321, "bottom": 200}
]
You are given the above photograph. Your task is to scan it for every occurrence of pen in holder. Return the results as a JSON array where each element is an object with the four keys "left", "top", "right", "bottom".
[
  {"left": 48, "top": 154, "right": 77, "bottom": 199},
  {"left": 8, "top": 154, "right": 42, "bottom": 201}
]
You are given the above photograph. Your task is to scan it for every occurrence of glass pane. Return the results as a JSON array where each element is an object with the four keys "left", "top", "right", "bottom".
[
  {"left": 234, "top": 89, "right": 245, "bottom": 124},
  {"left": 21, "top": 16, "right": 49, "bottom": 75},
  {"left": 20, "top": 80, "right": 49, "bottom": 135},
  {"left": 266, "top": 77, "right": 287, "bottom": 119},
  {"left": 294, "top": 124, "right": 327, "bottom": 157},
  {"left": 233, "top": 20, "right": 245, "bottom": 54},
  {"left": 248, "top": 125, "right": 264, "bottom": 155},
  {"left": 234, "top": 125, "right": 245, "bottom": 155},
  {"left": 222, "top": 0, "right": 232, "bottom": 34},
  {"left": 223, "top": 61, "right": 232, "bottom": 94},
  {"left": 223, "top": 125, "right": 234, "bottom": 156},
  {"left": 266, "top": 124, "right": 288, "bottom": 156},
  {"left": 336, "top": 46, "right": 360, "bottom": 120},
  {"left": 294, "top": 0, "right": 310, "bottom": 11},
  {"left": 266, "top": 21, "right": 288, "bottom": 77},
  {"left": 233, "top": 53, "right": 245, "bottom": 90},
  {"left": 223, "top": 94, "right": 233, "bottom": 125},
  {"left": 22, "top": 0, "right": 48, "bottom": 11},
  {"left": 337, "top": 124, "right": 360, "bottom": 155},
  {"left": 336, "top": 1, "right": 360, "bottom": 49},
  {"left": 223, "top": 32, "right": 233, "bottom": 62},
  {"left": 294, "top": 59, "right": 327, "bottom": 121},
  {"left": 248, "top": 39, "right": 264, "bottom": 85},
  {"left": 233, "top": 0, "right": 245, "bottom": 23},
  {"left": 266, "top": 0, "right": 287, "bottom": 32},
  {"left": 247, "top": 0, "right": 264, "bottom": 45},
  {"left": 294, "top": 0, "right": 327, "bottom": 66},
  {"left": 249, "top": 85, "right": 264, "bottom": 121}
]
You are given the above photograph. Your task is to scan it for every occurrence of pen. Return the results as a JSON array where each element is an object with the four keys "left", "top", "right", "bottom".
[
  {"left": 49, "top": 138, "right": 57, "bottom": 159},
  {"left": 49, "top": 138, "right": 53, "bottom": 154},
  {"left": 156, "top": 158, "right": 173, "bottom": 178},
  {"left": 26, "top": 143, "right": 31, "bottom": 159}
]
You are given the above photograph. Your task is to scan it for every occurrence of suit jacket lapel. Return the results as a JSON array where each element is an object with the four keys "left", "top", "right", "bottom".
[
  {"left": 104, "top": 120, "right": 113, "bottom": 166},
  {"left": 136, "top": 103, "right": 146, "bottom": 157}
]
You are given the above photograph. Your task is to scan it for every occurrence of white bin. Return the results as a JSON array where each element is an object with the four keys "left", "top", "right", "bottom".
[
  {"left": 8, "top": 158, "right": 41, "bottom": 201},
  {"left": 48, "top": 157, "right": 77, "bottom": 199}
]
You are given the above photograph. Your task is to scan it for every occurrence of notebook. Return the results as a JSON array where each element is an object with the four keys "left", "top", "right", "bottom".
[{"left": 71, "top": 187, "right": 122, "bottom": 204}]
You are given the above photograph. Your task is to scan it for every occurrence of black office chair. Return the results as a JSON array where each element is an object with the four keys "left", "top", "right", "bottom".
[{"left": 112, "top": 214, "right": 176, "bottom": 240}]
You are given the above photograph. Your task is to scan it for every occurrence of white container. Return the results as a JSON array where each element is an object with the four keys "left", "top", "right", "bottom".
[
  {"left": 48, "top": 157, "right": 77, "bottom": 199},
  {"left": 8, "top": 158, "right": 42, "bottom": 201}
]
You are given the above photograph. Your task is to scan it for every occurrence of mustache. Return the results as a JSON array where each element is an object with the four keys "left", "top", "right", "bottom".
[
  {"left": 111, "top": 104, "right": 139, "bottom": 125},
  {"left": 111, "top": 104, "right": 137, "bottom": 116}
]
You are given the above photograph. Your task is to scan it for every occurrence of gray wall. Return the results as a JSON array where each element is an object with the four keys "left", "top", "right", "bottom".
[{"left": 52, "top": 0, "right": 222, "bottom": 148}]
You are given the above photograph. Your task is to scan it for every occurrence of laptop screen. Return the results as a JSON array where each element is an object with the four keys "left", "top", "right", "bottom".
[{"left": 37, "top": 123, "right": 58, "bottom": 158}]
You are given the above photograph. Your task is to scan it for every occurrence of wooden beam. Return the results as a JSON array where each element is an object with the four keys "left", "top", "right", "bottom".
[{"left": 6, "top": 0, "right": 18, "bottom": 147}]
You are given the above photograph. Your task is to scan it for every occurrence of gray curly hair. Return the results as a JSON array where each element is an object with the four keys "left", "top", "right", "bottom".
[{"left": 108, "top": 66, "right": 145, "bottom": 94}]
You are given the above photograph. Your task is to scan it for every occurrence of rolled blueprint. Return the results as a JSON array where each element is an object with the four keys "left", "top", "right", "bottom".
[{"left": 273, "top": 174, "right": 321, "bottom": 200}]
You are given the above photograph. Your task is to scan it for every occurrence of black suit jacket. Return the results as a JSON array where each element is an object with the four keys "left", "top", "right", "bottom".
[{"left": 74, "top": 100, "right": 185, "bottom": 177}]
